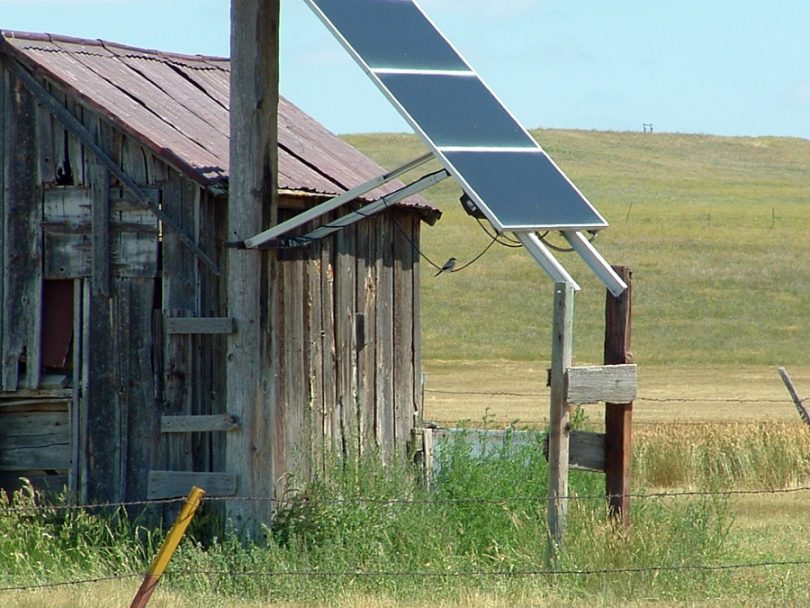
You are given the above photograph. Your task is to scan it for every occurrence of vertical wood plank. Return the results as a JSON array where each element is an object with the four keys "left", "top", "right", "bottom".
[
  {"left": 411, "top": 215, "right": 424, "bottom": 429},
  {"left": 197, "top": 193, "right": 227, "bottom": 474},
  {"left": 306, "top": 239, "right": 324, "bottom": 474},
  {"left": 335, "top": 221, "right": 357, "bottom": 460},
  {"left": 355, "top": 213, "right": 376, "bottom": 455},
  {"left": 226, "top": 0, "right": 280, "bottom": 534},
  {"left": 0, "top": 66, "right": 7, "bottom": 386},
  {"left": 90, "top": 157, "right": 111, "bottom": 297},
  {"left": 604, "top": 266, "right": 633, "bottom": 527},
  {"left": 36, "top": 98, "right": 55, "bottom": 186},
  {"left": 160, "top": 175, "right": 199, "bottom": 481},
  {"left": 287, "top": 250, "right": 306, "bottom": 482},
  {"left": 85, "top": 276, "right": 120, "bottom": 503},
  {"left": 392, "top": 211, "right": 415, "bottom": 454},
  {"left": 162, "top": 309, "right": 194, "bottom": 474},
  {"left": 321, "top": 231, "right": 338, "bottom": 455},
  {"left": 120, "top": 278, "right": 159, "bottom": 504},
  {"left": 83, "top": 114, "right": 126, "bottom": 504},
  {"left": 2, "top": 71, "right": 42, "bottom": 390},
  {"left": 547, "top": 282, "right": 574, "bottom": 558},
  {"left": 376, "top": 213, "right": 395, "bottom": 461},
  {"left": 270, "top": 250, "right": 287, "bottom": 495}
]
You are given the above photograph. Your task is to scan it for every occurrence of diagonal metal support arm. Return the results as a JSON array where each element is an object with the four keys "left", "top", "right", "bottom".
[
  {"left": 5, "top": 56, "right": 220, "bottom": 275},
  {"left": 563, "top": 231, "right": 627, "bottom": 297},
  {"left": 244, "top": 152, "right": 434, "bottom": 248},
  {"left": 299, "top": 169, "right": 449, "bottom": 242},
  {"left": 517, "top": 232, "right": 581, "bottom": 291}
]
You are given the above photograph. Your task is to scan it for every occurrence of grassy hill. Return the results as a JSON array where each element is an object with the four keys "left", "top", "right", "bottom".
[{"left": 344, "top": 130, "right": 810, "bottom": 368}]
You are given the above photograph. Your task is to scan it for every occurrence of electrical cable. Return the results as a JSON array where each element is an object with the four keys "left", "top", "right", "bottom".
[{"left": 536, "top": 230, "right": 598, "bottom": 253}]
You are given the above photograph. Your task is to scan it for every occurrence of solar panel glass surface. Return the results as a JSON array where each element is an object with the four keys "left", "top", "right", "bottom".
[
  {"left": 378, "top": 72, "right": 535, "bottom": 149},
  {"left": 442, "top": 150, "right": 607, "bottom": 230},
  {"left": 308, "top": 0, "right": 466, "bottom": 70},
  {"left": 305, "top": 0, "right": 609, "bottom": 232}
]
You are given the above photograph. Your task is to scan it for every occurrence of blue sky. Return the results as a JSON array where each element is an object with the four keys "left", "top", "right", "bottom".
[{"left": 1, "top": 0, "right": 808, "bottom": 139}]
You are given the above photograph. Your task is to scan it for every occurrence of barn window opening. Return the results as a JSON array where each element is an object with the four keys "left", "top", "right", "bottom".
[{"left": 41, "top": 279, "right": 74, "bottom": 372}]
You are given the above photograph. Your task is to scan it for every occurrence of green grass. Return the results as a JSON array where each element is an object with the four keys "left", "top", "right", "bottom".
[
  {"left": 2, "top": 422, "right": 809, "bottom": 606},
  {"left": 4, "top": 130, "right": 810, "bottom": 607},
  {"left": 0, "top": 439, "right": 744, "bottom": 605},
  {"left": 344, "top": 130, "right": 810, "bottom": 366}
]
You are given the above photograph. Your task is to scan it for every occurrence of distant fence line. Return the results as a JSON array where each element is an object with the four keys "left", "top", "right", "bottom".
[
  {"left": 430, "top": 419, "right": 796, "bottom": 427},
  {"left": 425, "top": 388, "right": 790, "bottom": 404},
  {"left": 3, "top": 485, "right": 809, "bottom": 515}
]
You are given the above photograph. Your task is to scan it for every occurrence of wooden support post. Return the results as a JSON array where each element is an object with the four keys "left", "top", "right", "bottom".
[
  {"left": 604, "top": 265, "right": 633, "bottom": 527},
  {"left": 547, "top": 282, "right": 574, "bottom": 559},
  {"left": 129, "top": 486, "right": 205, "bottom": 608},
  {"left": 226, "top": 0, "right": 280, "bottom": 537},
  {"left": 778, "top": 367, "right": 810, "bottom": 426}
]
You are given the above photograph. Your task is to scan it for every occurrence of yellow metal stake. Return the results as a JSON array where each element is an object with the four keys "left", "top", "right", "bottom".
[{"left": 130, "top": 486, "right": 205, "bottom": 608}]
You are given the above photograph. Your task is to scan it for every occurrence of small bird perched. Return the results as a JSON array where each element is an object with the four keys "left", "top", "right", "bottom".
[{"left": 434, "top": 257, "right": 457, "bottom": 277}]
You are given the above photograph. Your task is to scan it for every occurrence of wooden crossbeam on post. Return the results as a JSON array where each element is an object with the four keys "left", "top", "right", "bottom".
[
  {"left": 604, "top": 266, "right": 633, "bottom": 527},
  {"left": 546, "top": 282, "right": 574, "bottom": 560}
]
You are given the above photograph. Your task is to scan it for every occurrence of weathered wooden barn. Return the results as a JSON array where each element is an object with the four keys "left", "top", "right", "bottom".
[{"left": 0, "top": 31, "right": 439, "bottom": 505}]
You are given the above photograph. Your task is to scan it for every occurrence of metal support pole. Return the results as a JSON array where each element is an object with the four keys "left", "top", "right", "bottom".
[
  {"left": 547, "top": 281, "right": 574, "bottom": 562},
  {"left": 563, "top": 231, "right": 627, "bottom": 297},
  {"left": 244, "top": 152, "right": 434, "bottom": 247},
  {"left": 517, "top": 233, "right": 581, "bottom": 291},
  {"left": 301, "top": 169, "right": 449, "bottom": 241}
]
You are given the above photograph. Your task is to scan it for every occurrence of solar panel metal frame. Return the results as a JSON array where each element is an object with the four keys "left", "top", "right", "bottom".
[{"left": 302, "top": 0, "right": 609, "bottom": 233}]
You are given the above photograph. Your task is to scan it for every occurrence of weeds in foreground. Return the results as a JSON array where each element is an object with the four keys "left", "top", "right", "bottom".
[
  {"left": 635, "top": 422, "right": 810, "bottom": 489},
  {"left": 4, "top": 427, "right": 805, "bottom": 604}
]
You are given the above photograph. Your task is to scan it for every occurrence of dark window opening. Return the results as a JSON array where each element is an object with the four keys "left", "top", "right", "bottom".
[{"left": 41, "top": 279, "right": 74, "bottom": 371}]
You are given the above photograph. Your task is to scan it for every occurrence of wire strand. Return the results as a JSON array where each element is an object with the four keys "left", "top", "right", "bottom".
[{"left": 163, "top": 558, "right": 810, "bottom": 580}]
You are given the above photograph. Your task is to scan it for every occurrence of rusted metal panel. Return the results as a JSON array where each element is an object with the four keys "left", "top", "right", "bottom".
[{"left": 0, "top": 30, "right": 437, "bottom": 215}]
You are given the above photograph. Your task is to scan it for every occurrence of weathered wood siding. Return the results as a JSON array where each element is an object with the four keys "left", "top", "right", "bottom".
[
  {"left": 0, "top": 58, "right": 426, "bottom": 508},
  {"left": 271, "top": 204, "right": 424, "bottom": 493},
  {"left": 0, "top": 63, "right": 225, "bottom": 505}
]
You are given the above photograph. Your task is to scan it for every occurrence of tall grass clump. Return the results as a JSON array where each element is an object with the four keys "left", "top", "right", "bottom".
[
  {"left": 1, "top": 434, "right": 744, "bottom": 604},
  {"left": 635, "top": 422, "right": 810, "bottom": 489},
  {"left": 0, "top": 481, "right": 154, "bottom": 587},
  {"left": 166, "top": 432, "right": 734, "bottom": 604}
]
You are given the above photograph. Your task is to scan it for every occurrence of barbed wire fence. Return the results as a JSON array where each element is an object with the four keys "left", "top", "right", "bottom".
[
  {"left": 423, "top": 388, "right": 807, "bottom": 426},
  {"left": 2, "top": 485, "right": 809, "bottom": 594},
  {"left": 1, "top": 389, "right": 808, "bottom": 596}
]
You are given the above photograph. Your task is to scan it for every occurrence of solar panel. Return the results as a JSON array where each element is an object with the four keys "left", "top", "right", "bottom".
[{"left": 303, "top": 0, "right": 608, "bottom": 232}]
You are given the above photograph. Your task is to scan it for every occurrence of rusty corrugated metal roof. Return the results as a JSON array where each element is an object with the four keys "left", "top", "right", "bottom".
[{"left": 0, "top": 30, "right": 438, "bottom": 214}]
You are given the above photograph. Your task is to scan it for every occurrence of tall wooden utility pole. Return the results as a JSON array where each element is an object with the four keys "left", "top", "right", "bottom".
[{"left": 226, "top": 0, "right": 280, "bottom": 535}]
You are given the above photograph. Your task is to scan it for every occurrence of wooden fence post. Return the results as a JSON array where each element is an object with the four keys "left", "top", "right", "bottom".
[
  {"left": 547, "top": 282, "right": 574, "bottom": 559},
  {"left": 604, "top": 266, "right": 633, "bottom": 527},
  {"left": 778, "top": 367, "right": 810, "bottom": 426}
]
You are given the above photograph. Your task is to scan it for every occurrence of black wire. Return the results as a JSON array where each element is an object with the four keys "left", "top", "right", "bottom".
[
  {"left": 537, "top": 231, "right": 599, "bottom": 253},
  {"left": 389, "top": 209, "right": 443, "bottom": 271},
  {"left": 451, "top": 235, "right": 498, "bottom": 273},
  {"left": 475, "top": 217, "right": 523, "bottom": 248},
  {"left": 389, "top": 202, "right": 505, "bottom": 274}
]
